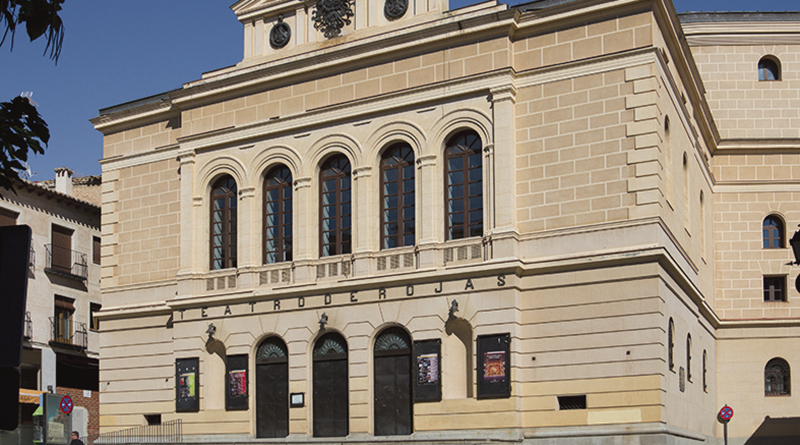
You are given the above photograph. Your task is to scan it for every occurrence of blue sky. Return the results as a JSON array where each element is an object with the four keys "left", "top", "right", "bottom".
[{"left": 1, "top": 0, "right": 797, "bottom": 180}]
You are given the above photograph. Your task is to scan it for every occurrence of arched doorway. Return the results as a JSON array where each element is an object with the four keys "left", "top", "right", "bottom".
[
  {"left": 313, "top": 332, "right": 349, "bottom": 437},
  {"left": 255, "top": 337, "right": 288, "bottom": 438},
  {"left": 374, "top": 327, "right": 412, "bottom": 435}
]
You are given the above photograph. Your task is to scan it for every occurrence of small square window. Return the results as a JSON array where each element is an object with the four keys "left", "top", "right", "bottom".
[
  {"left": 558, "top": 395, "right": 586, "bottom": 410},
  {"left": 763, "top": 276, "right": 786, "bottom": 302},
  {"left": 144, "top": 414, "right": 161, "bottom": 425}
]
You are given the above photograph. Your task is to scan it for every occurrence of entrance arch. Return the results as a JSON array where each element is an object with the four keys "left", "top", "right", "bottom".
[
  {"left": 373, "top": 327, "right": 412, "bottom": 435},
  {"left": 255, "top": 337, "right": 288, "bottom": 438},
  {"left": 313, "top": 332, "right": 349, "bottom": 437}
]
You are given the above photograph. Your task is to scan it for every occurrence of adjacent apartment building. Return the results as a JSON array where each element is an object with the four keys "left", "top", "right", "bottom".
[
  {"left": 90, "top": 0, "right": 800, "bottom": 443},
  {"left": 0, "top": 169, "right": 102, "bottom": 443}
]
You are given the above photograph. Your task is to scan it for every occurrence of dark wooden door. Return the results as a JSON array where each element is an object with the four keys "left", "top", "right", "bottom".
[
  {"left": 374, "top": 353, "right": 412, "bottom": 435},
  {"left": 256, "top": 361, "right": 288, "bottom": 438},
  {"left": 313, "top": 357, "right": 348, "bottom": 437}
]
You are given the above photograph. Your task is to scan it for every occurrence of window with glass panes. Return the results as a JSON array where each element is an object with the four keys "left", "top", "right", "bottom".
[
  {"left": 210, "top": 176, "right": 238, "bottom": 270},
  {"left": 320, "top": 155, "right": 352, "bottom": 256},
  {"left": 763, "top": 215, "right": 783, "bottom": 248},
  {"left": 263, "top": 166, "right": 293, "bottom": 263},
  {"left": 764, "top": 276, "right": 786, "bottom": 302},
  {"left": 445, "top": 131, "right": 483, "bottom": 240},
  {"left": 381, "top": 144, "right": 415, "bottom": 249}
]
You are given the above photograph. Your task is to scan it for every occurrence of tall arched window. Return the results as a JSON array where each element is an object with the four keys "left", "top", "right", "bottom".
[
  {"left": 320, "top": 155, "right": 352, "bottom": 257},
  {"left": 763, "top": 215, "right": 784, "bottom": 248},
  {"left": 686, "top": 334, "right": 692, "bottom": 382},
  {"left": 313, "top": 332, "right": 348, "bottom": 437},
  {"left": 445, "top": 131, "right": 483, "bottom": 240},
  {"left": 668, "top": 318, "right": 675, "bottom": 371},
  {"left": 210, "top": 175, "right": 237, "bottom": 270},
  {"left": 765, "top": 357, "right": 791, "bottom": 396},
  {"left": 255, "top": 337, "right": 289, "bottom": 438},
  {"left": 263, "top": 165, "right": 293, "bottom": 263},
  {"left": 758, "top": 56, "right": 781, "bottom": 81},
  {"left": 381, "top": 144, "right": 415, "bottom": 249},
  {"left": 374, "top": 327, "right": 412, "bottom": 435}
]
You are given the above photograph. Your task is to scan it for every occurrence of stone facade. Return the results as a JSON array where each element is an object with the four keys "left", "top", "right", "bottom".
[{"left": 91, "top": 1, "right": 800, "bottom": 444}]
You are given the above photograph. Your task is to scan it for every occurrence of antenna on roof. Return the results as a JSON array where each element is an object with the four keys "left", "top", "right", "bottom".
[{"left": 19, "top": 92, "right": 38, "bottom": 106}]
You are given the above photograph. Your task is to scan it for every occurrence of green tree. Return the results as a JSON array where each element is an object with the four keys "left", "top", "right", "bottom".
[{"left": 0, "top": 0, "right": 65, "bottom": 190}]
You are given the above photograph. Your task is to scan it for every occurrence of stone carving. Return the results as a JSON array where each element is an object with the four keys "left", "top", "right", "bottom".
[
  {"left": 270, "top": 14, "right": 291, "bottom": 49},
  {"left": 384, "top": 0, "right": 408, "bottom": 20},
  {"left": 313, "top": 0, "right": 355, "bottom": 39}
]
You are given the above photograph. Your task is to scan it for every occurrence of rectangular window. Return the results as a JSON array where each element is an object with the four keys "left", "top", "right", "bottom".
[
  {"left": 764, "top": 276, "right": 786, "bottom": 302},
  {"left": 93, "top": 236, "right": 101, "bottom": 265},
  {"left": 53, "top": 296, "right": 75, "bottom": 344},
  {"left": 144, "top": 414, "right": 161, "bottom": 425},
  {"left": 51, "top": 224, "right": 73, "bottom": 273},
  {"left": 90, "top": 303, "right": 101, "bottom": 331},
  {"left": 0, "top": 207, "right": 18, "bottom": 227},
  {"left": 476, "top": 333, "right": 510, "bottom": 399}
]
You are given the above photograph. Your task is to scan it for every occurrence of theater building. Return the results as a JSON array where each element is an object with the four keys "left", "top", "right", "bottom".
[{"left": 91, "top": 0, "right": 800, "bottom": 443}]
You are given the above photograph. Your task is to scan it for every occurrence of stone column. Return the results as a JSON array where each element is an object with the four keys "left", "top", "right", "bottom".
[
  {"left": 176, "top": 149, "right": 197, "bottom": 297},
  {"left": 489, "top": 84, "right": 519, "bottom": 260},
  {"left": 237, "top": 186, "right": 257, "bottom": 288},
  {"left": 352, "top": 166, "right": 373, "bottom": 276},
  {"left": 416, "top": 154, "right": 439, "bottom": 268},
  {"left": 292, "top": 176, "right": 314, "bottom": 282}
]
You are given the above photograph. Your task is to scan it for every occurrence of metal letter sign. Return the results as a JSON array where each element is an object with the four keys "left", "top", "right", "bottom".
[
  {"left": 60, "top": 395, "right": 73, "bottom": 414},
  {"left": 719, "top": 405, "right": 733, "bottom": 422}
]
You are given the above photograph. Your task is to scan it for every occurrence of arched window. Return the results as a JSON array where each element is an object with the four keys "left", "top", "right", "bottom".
[
  {"left": 263, "top": 165, "right": 293, "bottom": 264},
  {"left": 758, "top": 56, "right": 781, "bottom": 81},
  {"left": 381, "top": 144, "right": 415, "bottom": 249},
  {"left": 313, "top": 332, "right": 348, "bottom": 437},
  {"left": 320, "top": 155, "right": 352, "bottom": 256},
  {"left": 210, "top": 175, "right": 237, "bottom": 270},
  {"left": 765, "top": 357, "right": 791, "bottom": 396},
  {"left": 374, "top": 327, "right": 412, "bottom": 435},
  {"left": 763, "top": 215, "right": 784, "bottom": 248},
  {"left": 445, "top": 131, "right": 483, "bottom": 240},
  {"left": 668, "top": 318, "right": 675, "bottom": 371},
  {"left": 255, "top": 337, "right": 289, "bottom": 438},
  {"left": 686, "top": 334, "right": 692, "bottom": 382}
]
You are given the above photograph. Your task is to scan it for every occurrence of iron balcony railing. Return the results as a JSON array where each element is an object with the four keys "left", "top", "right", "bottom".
[
  {"left": 92, "top": 419, "right": 182, "bottom": 444},
  {"left": 24, "top": 311, "right": 32, "bottom": 340},
  {"left": 49, "top": 317, "right": 87, "bottom": 350},
  {"left": 45, "top": 243, "right": 88, "bottom": 280}
]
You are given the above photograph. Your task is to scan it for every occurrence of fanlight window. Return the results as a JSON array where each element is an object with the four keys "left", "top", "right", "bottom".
[
  {"left": 257, "top": 337, "right": 288, "bottom": 361},
  {"left": 763, "top": 215, "right": 784, "bottom": 248},
  {"left": 765, "top": 357, "right": 790, "bottom": 396},
  {"left": 374, "top": 327, "right": 411, "bottom": 351},
  {"left": 314, "top": 333, "right": 347, "bottom": 356},
  {"left": 758, "top": 56, "right": 781, "bottom": 81}
]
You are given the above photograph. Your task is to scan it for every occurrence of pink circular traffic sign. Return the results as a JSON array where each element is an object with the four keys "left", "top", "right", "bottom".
[{"left": 719, "top": 405, "right": 733, "bottom": 421}]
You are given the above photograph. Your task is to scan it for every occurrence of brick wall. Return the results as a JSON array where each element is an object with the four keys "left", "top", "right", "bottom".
[{"left": 57, "top": 386, "right": 99, "bottom": 441}]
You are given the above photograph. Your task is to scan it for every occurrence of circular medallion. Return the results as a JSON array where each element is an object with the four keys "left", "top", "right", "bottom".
[
  {"left": 270, "top": 15, "right": 291, "bottom": 49},
  {"left": 384, "top": 0, "right": 408, "bottom": 20},
  {"left": 60, "top": 395, "right": 73, "bottom": 414},
  {"left": 719, "top": 405, "right": 734, "bottom": 422}
]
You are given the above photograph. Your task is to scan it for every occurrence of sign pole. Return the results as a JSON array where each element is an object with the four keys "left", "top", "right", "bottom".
[{"left": 724, "top": 420, "right": 727, "bottom": 445}]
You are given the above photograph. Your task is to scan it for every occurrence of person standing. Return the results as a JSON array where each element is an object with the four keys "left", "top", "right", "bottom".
[{"left": 70, "top": 431, "right": 85, "bottom": 445}]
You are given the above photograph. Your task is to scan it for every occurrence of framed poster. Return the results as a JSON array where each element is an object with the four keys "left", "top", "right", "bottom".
[
  {"left": 176, "top": 357, "right": 199, "bottom": 412},
  {"left": 413, "top": 339, "right": 441, "bottom": 402},
  {"left": 477, "top": 333, "right": 510, "bottom": 398},
  {"left": 226, "top": 354, "right": 248, "bottom": 410}
]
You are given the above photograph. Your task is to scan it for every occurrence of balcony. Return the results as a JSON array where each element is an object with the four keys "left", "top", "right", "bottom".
[
  {"left": 45, "top": 244, "right": 88, "bottom": 280},
  {"left": 49, "top": 317, "right": 87, "bottom": 351}
]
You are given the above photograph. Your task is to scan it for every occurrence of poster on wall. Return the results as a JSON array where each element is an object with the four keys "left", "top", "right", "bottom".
[
  {"left": 43, "top": 393, "right": 71, "bottom": 445},
  {"left": 226, "top": 354, "right": 248, "bottom": 410},
  {"left": 477, "top": 334, "right": 510, "bottom": 398},
  {"left": 413, "top": 340, "right": 441, "bottom": 402},
  {"left": 176, "top": 358, "right": 199, "bottom": 412}
]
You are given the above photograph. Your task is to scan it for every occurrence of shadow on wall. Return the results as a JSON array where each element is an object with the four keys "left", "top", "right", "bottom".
[{"left": 745, "top": 417, "right": 800, "bottom": 445}]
